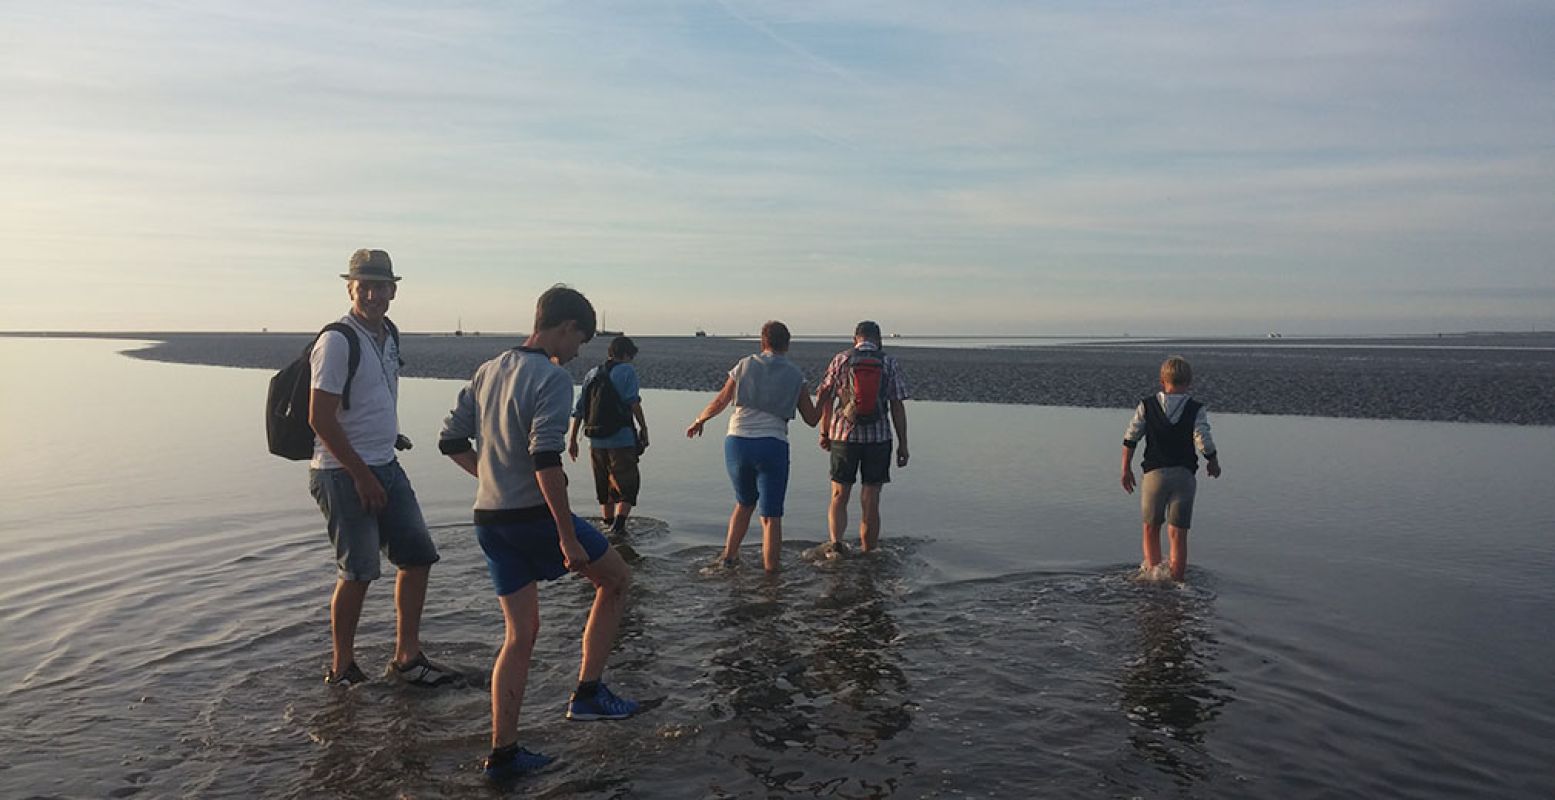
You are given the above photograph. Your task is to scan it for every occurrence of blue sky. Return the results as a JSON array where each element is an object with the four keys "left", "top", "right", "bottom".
[{"left": 2, "top": 1, "right": 1552, "bottom": 335}]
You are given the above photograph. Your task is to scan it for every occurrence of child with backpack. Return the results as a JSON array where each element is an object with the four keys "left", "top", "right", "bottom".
[
  {"left": 567, "top": 336, "right": 649, "bottom": 535},
  {"left": 1120, "top": 355, "right": 1223, "bottom": 582}
]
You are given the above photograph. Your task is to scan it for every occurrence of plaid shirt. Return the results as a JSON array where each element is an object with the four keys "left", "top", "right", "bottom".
[{"left": 817, "top": 342, "right": 910, "bottom": 443}]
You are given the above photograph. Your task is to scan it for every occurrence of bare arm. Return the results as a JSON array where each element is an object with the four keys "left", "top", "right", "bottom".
[
  {"left": 817, "top": 386, "right": 835, "bottom": 450},
  {"left": 309, "top": 388, "right": 386, "bottom": 513},
  {"left": 632, "top": 401, "right": 648, "bottom": 448},
  {"left": 1120, "top": 444, "right": 1138, "bottom": 493},
  {"left": 796, "top": 383, "right": 822, "bottom": 428},
  {"left": 447, "top": 449, "right": 478, "bottom": 477},
  {"left": 567, "top": 416, "right": 582, "bottom": 461},
  {"left": 686, "top": 376, "right": 737, "bottom": 438},
  {"left": 536, "top": 465, "right": 587, "bottom": 571},
  {"left": 890, "top": 398, "right": 909, "bottom": 467}
]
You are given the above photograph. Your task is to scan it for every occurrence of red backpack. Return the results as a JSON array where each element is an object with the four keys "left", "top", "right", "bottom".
[{"left": 839, "top": 348, "right": 889, "bottom": 425}]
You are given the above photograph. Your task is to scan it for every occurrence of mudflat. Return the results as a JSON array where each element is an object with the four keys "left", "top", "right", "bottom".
[{"left": 80, "top": 330, "right": 1555, "bottom": 425}]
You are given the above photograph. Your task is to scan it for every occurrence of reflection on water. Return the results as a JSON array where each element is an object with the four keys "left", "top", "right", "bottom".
[
  {"left": 6, "top": 338, "right": 1555, "bottom": 799},
  {"left": 812, "top": 565, "right": 912, "bottom": 756},
  {"left": 1118, "top": 585, "right": 1232, "bottom": 788},
  {"left": 705, "top": 556, "right": 914, "bottom": 797}
]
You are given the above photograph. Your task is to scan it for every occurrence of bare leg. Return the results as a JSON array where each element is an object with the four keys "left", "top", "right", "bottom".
[
  {"left": 330, "top": 578, "right": 370, "bottom": 674},
  {"left": 828, "top": 482, "right": 851, "bottom": 545},
  {"left": 392, "top": 565, "right": 429, "bottom": 664},
  {"left": 577, "top": 549, "right": 632, "bottom": 682},
  {"left": 760, "top": 516, "right": 783, "bottom": 573},
  {"left": 720, "top": 503, "right": 756, "bottom": 561},
  {"left": 1167, "top": 525, "right": 1189, "bottom": 581},
  {"left": 491, "top": 585, "right": 540, "bottom": 749},
  {"left": 1141, "top": 522, "right": 1163, "bottom": 568},
  {"left": 599, "top": 504, "right": 614, "bottom": 523},
  {"left": 859, "top": 484, "right": 883, "bottom": 552},
  {"left": 614, "top": 500, "right": 633, "bottom": 526}
]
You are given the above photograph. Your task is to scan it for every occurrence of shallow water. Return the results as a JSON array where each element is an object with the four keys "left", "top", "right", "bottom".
[{"left": 1, "top": 338, "right": 1553, "bottom": 798}]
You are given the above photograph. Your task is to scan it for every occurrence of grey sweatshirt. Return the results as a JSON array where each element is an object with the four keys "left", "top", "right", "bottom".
[
  {"left": 731, "top": 352, "right": 805, "bottom": 420},
  {"left": 439, "top": 347, "right": 572, "bottom": 512}
]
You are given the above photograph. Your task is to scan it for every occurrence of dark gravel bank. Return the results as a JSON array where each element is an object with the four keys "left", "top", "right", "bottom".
[{"left": 49, "top": 331, "right": 1555, "bottom": 425}]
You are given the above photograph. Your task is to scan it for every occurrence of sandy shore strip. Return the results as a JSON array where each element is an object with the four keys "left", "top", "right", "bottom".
[{"left": 16, "top": 331, "right": 1554, "bottom": 425}]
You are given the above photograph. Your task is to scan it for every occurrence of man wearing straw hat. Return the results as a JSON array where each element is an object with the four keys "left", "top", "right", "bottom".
[{"left": 307, "top": 249, "right": 454, "bottom": 688}]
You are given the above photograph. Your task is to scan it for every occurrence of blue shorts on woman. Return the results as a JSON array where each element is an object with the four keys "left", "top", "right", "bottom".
[{"left": 685, "top": 321, "right": 823, "bottom": 573}]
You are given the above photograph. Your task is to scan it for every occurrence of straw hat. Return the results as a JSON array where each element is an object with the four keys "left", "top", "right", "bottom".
[{"left": 340, "top": 249, "right": 401, "bottom": 282}]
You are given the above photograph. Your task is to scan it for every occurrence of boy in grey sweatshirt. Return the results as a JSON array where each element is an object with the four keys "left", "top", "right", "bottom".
[{"left": 439, "top": 285, "right": 640, "bottom": 782}]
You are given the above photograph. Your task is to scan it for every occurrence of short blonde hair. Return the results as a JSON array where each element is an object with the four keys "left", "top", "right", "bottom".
[{"left": 1160, "top": 355, "right": 1192, "bottom": 386}]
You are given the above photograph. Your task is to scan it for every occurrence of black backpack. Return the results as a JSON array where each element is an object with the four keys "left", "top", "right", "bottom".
[
  {"left": 582, "top": 361, "right": 633, "bottom": 438},
  {"left": 266, "top": 320, "right": 400, "bottom": 460}
]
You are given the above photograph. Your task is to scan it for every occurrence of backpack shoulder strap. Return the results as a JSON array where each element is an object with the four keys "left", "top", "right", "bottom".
[
  {"left": 384, "top": 317, "right": 404, "bottom": 366},
  {"left": 317, "top": 323, "right": 361, "bottom": 410},
  {"left": 588, "top": 361, "right": 612, "bottom": 389},
  {"left": 850, "top": 346, "right": 883, "bottom": 363}
]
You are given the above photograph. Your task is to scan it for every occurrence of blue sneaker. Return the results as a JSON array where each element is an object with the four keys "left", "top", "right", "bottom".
[
  {"left": 566, "top": 683, "right": 640, "bottom": 721},
  {"left": 483, "top": 746, "right": 555, "bottom": 782}
]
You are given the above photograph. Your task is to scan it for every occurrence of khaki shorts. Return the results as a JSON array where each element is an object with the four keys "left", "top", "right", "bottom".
[
  {"left": 590, "top": 445, "right": 641, "bottom": 506},
  {"left": 1141, "top": 466, "right": 1196, "bottom": 528}
]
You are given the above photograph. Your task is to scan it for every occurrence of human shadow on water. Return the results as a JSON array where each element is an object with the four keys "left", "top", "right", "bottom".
[
  {"left": 704, "top": 550, "right": 915, "bottom": 798},
  {"left": 1116, "top": 583, "right": 1233, "bottom": 789}
]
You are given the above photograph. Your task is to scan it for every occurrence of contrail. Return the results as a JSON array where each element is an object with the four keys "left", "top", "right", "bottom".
[{"left": 712, "top": 0, "right": 868, "bottom": 89}]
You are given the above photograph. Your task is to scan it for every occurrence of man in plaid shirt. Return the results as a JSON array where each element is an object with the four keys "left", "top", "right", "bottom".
[{"left": 816, "top": 320, "right": 911, "bottom": 553}]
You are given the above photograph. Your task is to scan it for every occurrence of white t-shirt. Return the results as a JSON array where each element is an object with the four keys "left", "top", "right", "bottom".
[
  {"left": 725, "top": 352, "right": 801, "bottom": 442},
  {"left": 728, "top": 407, "right": 789, "bottom": 441},
  {"left": 309, "top": 314, "right": 401, "bottom": 469}
]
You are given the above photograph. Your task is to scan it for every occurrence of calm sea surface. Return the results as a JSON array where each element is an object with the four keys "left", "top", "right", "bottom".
[{"left": 1, "top": 338, "right": 1552, "bottom": 799}]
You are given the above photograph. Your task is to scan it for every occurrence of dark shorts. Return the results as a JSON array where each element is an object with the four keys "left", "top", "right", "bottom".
[
  {"left": 475, "top": 514, "right": 611, "bottom": 596},
  {"left": 829, "top": 440, "right": 892, "bottom": 486},
  {"left": 724, "top": 435, "right": 790, "bottom": 518},
  {"left": 590, "top": 445, "right": 641, "bottom": 506},
  {"left": 309, "top": 461, "right": 439, "bottom": 582}
]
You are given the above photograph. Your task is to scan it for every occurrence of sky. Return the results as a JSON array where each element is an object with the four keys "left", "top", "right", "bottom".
[{"left": 2, "top": 1, "right": 1552, "bottom": 336}]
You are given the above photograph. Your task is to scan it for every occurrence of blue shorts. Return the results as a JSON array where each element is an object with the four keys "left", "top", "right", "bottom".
[
  {"left": 309, "top": 461, "right": 439, "bottom": 582},
  {"left": 475, "top": 514, "right": 611, "bottom": 596},
  {"left": 724, "top": 436, "right": 790, "bottom": 518}
]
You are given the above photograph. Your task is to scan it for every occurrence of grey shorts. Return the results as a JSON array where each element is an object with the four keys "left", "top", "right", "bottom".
[
  {"left": 309, "top": 461, "right": 439, "bottom": 582},
  {"left": 1141, "top": 466, "right": 1197, "bottom": 528}
]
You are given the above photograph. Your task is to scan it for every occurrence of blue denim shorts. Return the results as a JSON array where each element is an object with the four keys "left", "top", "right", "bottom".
[
  {"left": 724, "top": 435, "right": 791, "bottom": 518},
  {"left": 475, "top": 514, "right": 611, "bottom": 596},
  {"left": 308, "top": 461, "right": 439, "bottom": 582}
]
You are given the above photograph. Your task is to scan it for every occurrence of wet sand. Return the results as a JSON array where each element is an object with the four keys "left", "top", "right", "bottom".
[{"left": 28, "top": 330, "right": 1555, "bottom": 425}]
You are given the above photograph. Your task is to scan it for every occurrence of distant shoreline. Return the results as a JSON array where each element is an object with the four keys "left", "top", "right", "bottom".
[
  {"left": 5, "top": 329, "right": 1552, "bottom": 349},
  {"left": 8, "top": 331, "right": 1554, "bottom": 425}
]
